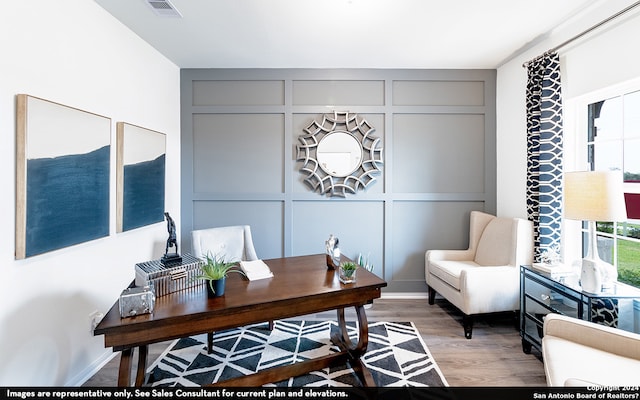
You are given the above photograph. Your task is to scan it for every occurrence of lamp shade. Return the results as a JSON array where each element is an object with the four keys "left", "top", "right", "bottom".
[{"left": 564, "top": 170, "right": 627, "bottom": 222}]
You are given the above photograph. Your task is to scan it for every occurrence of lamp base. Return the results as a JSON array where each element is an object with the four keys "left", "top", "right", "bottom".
[{"left": 580, "top": 257, "right": 618, "bottom": 293}]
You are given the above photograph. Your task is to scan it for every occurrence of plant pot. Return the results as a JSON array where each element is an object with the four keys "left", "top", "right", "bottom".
[{"left": 206, "top": 277, "right": 226, "bottom": 298}]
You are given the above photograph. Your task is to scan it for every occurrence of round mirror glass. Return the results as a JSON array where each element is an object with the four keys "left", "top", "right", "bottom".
[{"left": 317, "top": 131, "right": 363, "bottom": 177}]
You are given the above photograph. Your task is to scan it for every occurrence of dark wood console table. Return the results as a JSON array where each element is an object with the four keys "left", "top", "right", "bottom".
[{"left": 94, "top": 254, "right": 387, "bottom": 387}]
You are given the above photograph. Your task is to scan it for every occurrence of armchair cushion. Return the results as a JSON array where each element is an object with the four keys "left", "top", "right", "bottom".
[
  {"left": 474, "top": 218, "right": 513, "bottom": 266},
  {"left": 428, "top": 260, "right": 478, "bottom": 291}
]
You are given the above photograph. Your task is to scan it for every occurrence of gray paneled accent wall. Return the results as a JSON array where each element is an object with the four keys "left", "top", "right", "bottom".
[{"left": 181, "top": 69, "right": 496, "bottom": 293}]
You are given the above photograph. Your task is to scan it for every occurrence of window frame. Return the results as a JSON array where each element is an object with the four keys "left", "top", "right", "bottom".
[{"left": 570, "top": 80, "right": 640, "bottom": 288}]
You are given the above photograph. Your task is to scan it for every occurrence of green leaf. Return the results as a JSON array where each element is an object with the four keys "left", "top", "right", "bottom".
[{"left": 191, "top": 251, "right": 247, "bottom": 283}]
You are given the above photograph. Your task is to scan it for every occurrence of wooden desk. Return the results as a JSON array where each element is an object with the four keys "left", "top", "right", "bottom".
[{"left": 94, "top": 254, "right": 387, "bottom": 387}]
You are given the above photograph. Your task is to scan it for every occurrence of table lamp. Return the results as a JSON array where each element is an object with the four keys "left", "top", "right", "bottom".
[{"left": 564, "top": 170, "right": 627, "bottom": 293}]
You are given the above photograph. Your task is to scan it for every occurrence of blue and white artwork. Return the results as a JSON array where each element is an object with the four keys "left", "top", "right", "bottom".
[
  {"left": 16, "top": 95, "right": 111, "bottom": 259},
  {"left": 116, "top": 123, "right": 166, "bottom": 232}
]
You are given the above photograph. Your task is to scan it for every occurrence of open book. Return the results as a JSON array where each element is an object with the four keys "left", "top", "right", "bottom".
[{"left": 239, "top": 260, "right": 274, "bottom": 281}]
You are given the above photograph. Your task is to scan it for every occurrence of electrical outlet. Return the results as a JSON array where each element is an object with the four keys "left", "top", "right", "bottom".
[{"left": 89, "top": 310, "right": 104, "bottom": 333}]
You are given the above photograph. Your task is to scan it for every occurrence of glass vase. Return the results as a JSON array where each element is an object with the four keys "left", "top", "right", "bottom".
[{"left": 339, "top": 266, "right": 357, "bottom": 284}]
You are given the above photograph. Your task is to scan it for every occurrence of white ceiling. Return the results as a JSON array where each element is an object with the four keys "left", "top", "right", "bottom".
[{"left": 94, "top": 0, "right": 599, "bottom": 69}]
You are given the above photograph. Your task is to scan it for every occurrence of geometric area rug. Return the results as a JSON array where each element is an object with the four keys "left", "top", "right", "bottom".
[{"left": 146, "top": 320, "right": 448, "bottom": 387}]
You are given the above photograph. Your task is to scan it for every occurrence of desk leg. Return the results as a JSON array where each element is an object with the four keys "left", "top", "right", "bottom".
[
  {"left": 332, "top": 305, "right": 375, "bottom": 387},
  {"left": 135, "top": 345, "right": 149, "bottom": 386},
  {"left": 118, "top": 348, "right": 133, "bottom": 387},
  {"left": 117, "top": 345, "right": 148, "bottom": 387}
]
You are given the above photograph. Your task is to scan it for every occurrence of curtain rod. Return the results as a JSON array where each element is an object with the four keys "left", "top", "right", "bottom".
[{"left": 522, "top": 0, "right": 640, "bottom": 67}]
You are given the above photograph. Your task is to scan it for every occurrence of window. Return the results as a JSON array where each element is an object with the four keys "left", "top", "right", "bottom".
[{"left": 587, "top": 90, "right": 640, "bottom": 288}]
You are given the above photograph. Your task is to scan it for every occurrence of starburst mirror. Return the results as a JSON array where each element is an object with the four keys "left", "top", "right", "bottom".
[{"left": 296, "top": 111, "right": 383, "bottom": 197}]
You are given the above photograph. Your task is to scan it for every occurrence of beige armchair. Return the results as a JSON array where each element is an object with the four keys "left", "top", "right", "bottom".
[
  {"left": 543, "top": 313, "right": 640, "bottom": 386},
  {"left": 425, "top": 211, "right": 533, "bottom": 338}
]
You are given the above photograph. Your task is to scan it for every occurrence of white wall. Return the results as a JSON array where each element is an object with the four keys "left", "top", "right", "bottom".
[
  {"left": 496, "top": 0, "right": 640, "bottom": 236},
  {"left": 0, "top": 1, "right": 180, "bottom": 385}
]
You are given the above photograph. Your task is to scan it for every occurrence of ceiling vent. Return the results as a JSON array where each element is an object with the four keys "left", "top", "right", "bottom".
[{"left": 145, "top": 0, "right": 182, "bottom": 18}]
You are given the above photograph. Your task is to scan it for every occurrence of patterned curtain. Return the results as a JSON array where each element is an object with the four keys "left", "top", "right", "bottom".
[{"left": 526, "top": 52, "right": 563, "bottom": 262}]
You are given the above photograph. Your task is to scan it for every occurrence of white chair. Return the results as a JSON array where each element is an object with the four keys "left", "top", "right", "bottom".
[
  {"left": 191, "top": 225, "right": 258, "bottom": 263},
  {"left": 191, "top": 225, "right": 263, "bottom": 353},
  {"left": 425, "top": 211, "right": 534, "bottom": 338}
]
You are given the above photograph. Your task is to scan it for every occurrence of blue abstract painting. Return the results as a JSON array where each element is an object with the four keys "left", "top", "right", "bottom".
[
  {"left": 16, "top": 95, "right": 111, "bottom": 259},
  {"left": 25, "top": 147, "right": 110, "bottom": 257},
  {"left": 122, "top": 153, "right": 165, "bottom": 231},
  {"left": 117, "top": 122, "right": 166, "bottom": 232}
]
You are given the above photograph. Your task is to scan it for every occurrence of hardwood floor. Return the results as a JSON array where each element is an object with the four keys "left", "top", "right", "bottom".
[{"left": 84, "top": 297, "right": 546, "bottom": 387}]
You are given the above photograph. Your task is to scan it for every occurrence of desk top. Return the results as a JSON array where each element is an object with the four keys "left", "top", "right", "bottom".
[{"left": 95, "top": 254, "right": 387, "bottom": 348}]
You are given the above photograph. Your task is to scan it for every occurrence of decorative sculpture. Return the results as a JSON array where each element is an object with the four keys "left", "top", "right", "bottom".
[
  {"left": 325, "top": 234, "right": 341, "bottom": 270},
  {"left": 161, "top": 212, "right": 182, "bottom": 266}
]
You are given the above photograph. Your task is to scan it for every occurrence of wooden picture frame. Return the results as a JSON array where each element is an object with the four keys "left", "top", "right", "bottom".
[
  {"left": 116, "top": 122, "right": 166, "bottom": 232},
  {"left": 16, "top": 94, "right": 111, "bottom": 259}
]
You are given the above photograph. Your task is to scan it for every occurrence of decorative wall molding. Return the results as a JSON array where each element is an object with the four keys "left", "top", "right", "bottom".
[{"left": 180, "top": 69, "right": 497, "bottom": 293}]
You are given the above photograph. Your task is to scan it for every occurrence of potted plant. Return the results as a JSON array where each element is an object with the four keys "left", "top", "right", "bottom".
[
  {"left": 339, "top": 261, "right": 358, "bottom": 284},
  {"left": 194, "top": 252, "right": 246, "bottom": 297}
]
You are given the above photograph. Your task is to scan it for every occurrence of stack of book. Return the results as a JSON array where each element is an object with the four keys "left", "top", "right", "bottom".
[{"left": 531, "top": 262, "right": 575, "bottom": 279}]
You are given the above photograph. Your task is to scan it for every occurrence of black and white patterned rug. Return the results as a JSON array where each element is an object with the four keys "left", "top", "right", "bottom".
[{"left": 146, "top": 320, "right": 448, "bottom": 387}]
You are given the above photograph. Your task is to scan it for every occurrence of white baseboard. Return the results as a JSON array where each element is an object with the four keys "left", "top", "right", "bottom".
[
  {"left": 380, "top": 292, "right": 428, "bottom": 300},
  {"left": 65, "top": 349, "right": 116, "bottom": 386}
]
